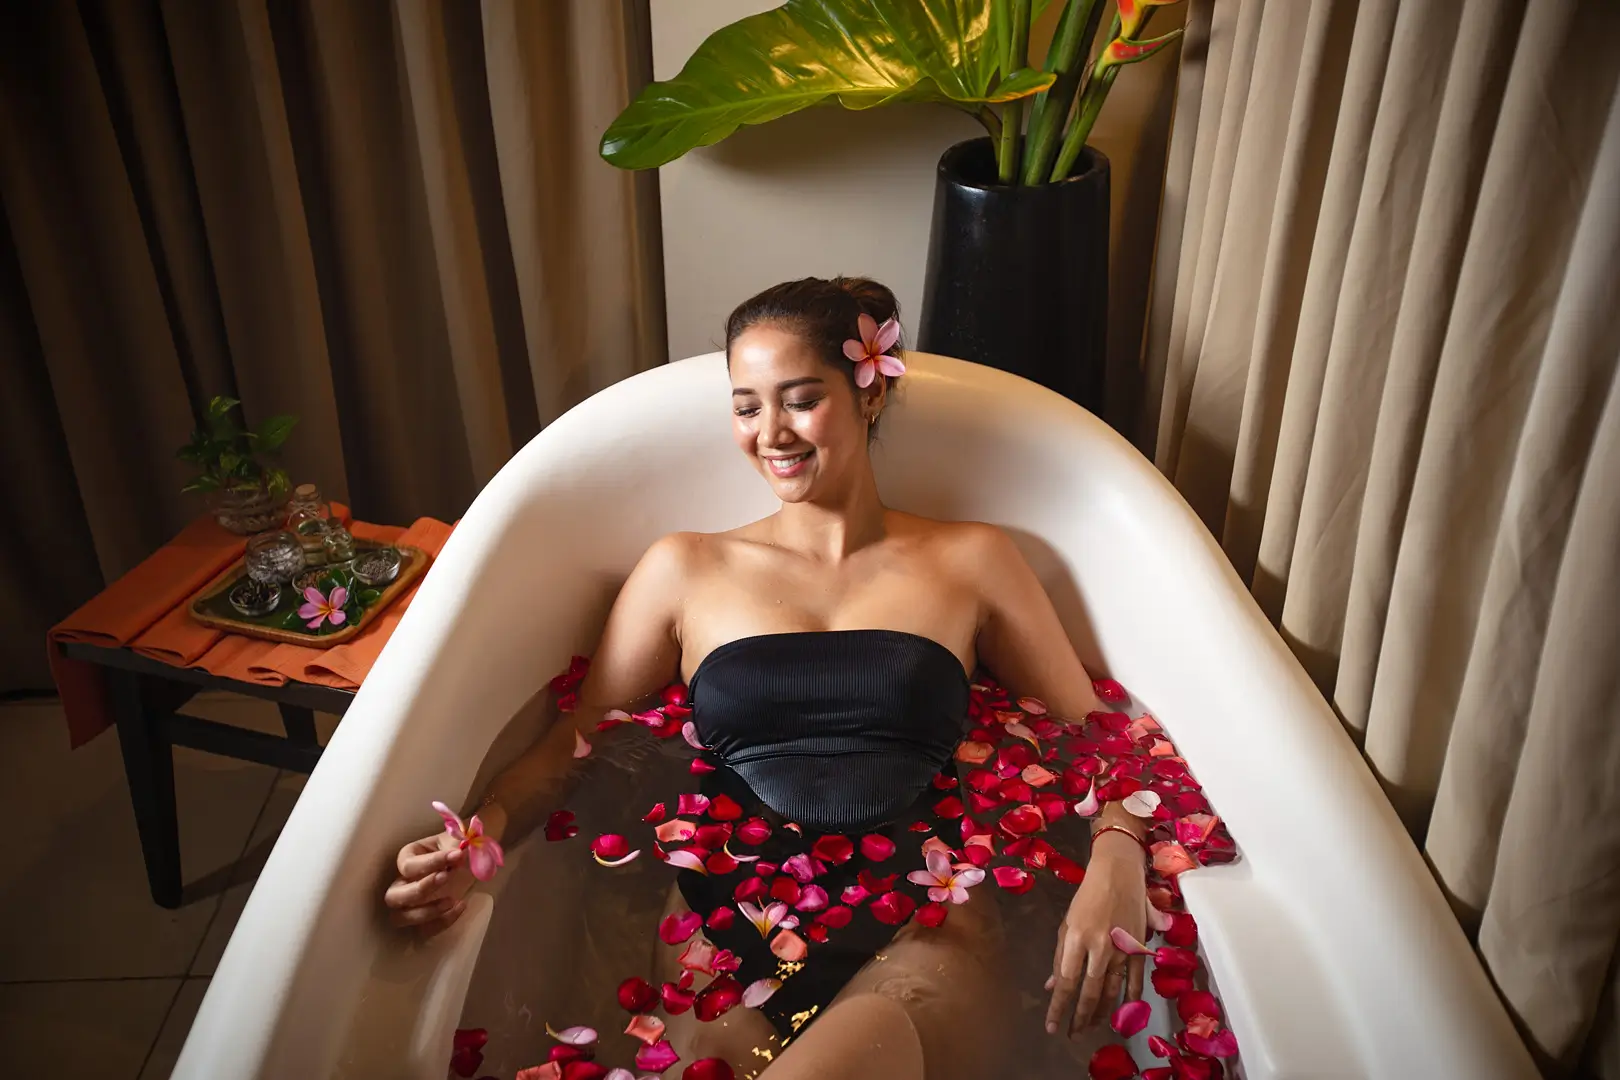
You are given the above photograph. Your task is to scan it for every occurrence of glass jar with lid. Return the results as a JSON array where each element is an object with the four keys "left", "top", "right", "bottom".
[
  {"left": 322, "top": 519, "right": 355, "bottom": 566},
  {"left": 245, "top": 530, "right": 306, "bottom": 584},
  {"left": 285, "top": 484, "right": 332, "bottom": 565}
]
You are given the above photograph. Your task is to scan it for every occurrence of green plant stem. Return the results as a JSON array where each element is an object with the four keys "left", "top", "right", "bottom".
[
  {"left": 1020, "top": 0, "right": 1106, "bottom": 185},
  {"left": 1049, "top": 11, "right": 1141, "bottom": 182},
  {"left": 1050, "top": 65, "right": 1116, "bottom": 181},
  {"left": 977, "top": 105, "right": 1003, "bottom": 141},
  {"left": 996, "top": 0, "right": 1033, "bottom": 184}
]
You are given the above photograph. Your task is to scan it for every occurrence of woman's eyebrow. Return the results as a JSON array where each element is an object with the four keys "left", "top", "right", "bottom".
[{"left": 731, "top": 376, "right": 825, "bottom": 396}]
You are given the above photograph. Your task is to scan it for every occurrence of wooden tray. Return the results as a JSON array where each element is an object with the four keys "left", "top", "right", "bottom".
[{"left": 188, "top": 542, "right": 431, "bottom": 648}]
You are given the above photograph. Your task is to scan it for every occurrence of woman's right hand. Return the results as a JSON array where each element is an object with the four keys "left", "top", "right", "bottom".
[{"left": 384, "top": 832, "right": 473, "bottom": 935}]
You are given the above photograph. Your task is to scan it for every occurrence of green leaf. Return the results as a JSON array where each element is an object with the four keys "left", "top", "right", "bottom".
[
  {"left": 256, "top": 414, "right": 298, "bottom": 453},
  {"left": 219, "top": 451, "right": 242, "bottom": 476},
  {"left": 993, "top": 66, "right": 1057, "bottom": 100},
  {"left": 357, "top": 588, "right": 382, "bottom": 607},
  {"left": 265, "top": 467, "right": 291, "bottom": 497},
  {"left": 601, "top": 0, "right": 1054, "bottom": 169},
  {"left": 208, "top": 396, "right": 240, "bottom": 419},
  {"left": 182, "top": 475, "right": 221, "bottom": 494}
]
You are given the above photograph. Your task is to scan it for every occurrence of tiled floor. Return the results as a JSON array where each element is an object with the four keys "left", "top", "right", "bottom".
[{"left": 0, "top": 693, "right": 334, "bottom": 1078}]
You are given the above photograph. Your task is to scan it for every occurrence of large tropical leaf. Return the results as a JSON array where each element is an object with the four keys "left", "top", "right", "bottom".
[{"left": 601, "top": 0, "right": 1055, "bottom": 170}]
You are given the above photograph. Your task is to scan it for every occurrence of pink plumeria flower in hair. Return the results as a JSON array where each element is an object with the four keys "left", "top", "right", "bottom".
[
  {"left": 433, "top": 800, "right": 505, "bottom": 881},
  {"left": 842, "top": 313, "right": 906, "bottom": 388}
]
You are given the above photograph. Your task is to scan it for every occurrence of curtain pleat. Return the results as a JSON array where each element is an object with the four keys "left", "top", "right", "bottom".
[
  {"left": 0, "top": 0, "right": 664, "bottom": 692},
  {"left": 1144, "top": 0, "right": 1620, "bottom": 1071}
]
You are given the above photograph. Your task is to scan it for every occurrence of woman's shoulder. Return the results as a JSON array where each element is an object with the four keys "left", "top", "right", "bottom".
[
  {"left": 638, "top": 526, "right": 759, "bottom": 573},
  {"left": 887, "top": 511, "right": 1014, "bottom": 556}
]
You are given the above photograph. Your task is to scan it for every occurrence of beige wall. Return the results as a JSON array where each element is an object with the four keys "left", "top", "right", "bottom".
[{"left": 647, "top": 1, "right": 1183, "bottom": 434}]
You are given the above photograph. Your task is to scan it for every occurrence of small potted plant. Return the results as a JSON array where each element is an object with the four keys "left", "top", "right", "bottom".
[{"left": 176, "top": 396, "right": 298, "bottom": 535}]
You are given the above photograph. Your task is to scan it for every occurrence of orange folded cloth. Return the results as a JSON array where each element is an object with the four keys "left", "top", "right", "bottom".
[{"left": 44, "top": 503, "right": 390, "bottom": 747}]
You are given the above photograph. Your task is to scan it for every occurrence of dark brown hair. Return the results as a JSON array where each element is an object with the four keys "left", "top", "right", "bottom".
[{"left": 725, "top": 277, "right": 904, "bottom": 433}]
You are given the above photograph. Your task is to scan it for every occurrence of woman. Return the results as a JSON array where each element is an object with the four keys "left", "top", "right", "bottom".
[{"left": 384, "top": 278, "right": 1151, "bottom": 1078}]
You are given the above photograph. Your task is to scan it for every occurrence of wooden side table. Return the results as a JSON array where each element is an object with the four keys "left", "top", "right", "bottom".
[{"left": 61, "top": 642, "right": 355, "bottom": 909}]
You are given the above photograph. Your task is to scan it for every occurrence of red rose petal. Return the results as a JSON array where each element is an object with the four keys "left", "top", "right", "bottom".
[
  {"left": 1088, "top": 1042, "right": 1139, "bottom": 1080},
  {"left": 683, "top": 1058, "right": 735, "bottom": 1080},
  {"left": 992, "top": 865, "right": 1034, "bottom": 894},
  {"left": 1176, "top": 990, "right": 1221, "bottom": 1024},
  {"left": 1048, "top": 853, "right": 1087, "bottom": 884},
  {"left": 1183, "top": 1028, "right": 1239, "bottom": 1059},
  {"left": 694, "top": 824, "right": 733, "bottom": 849},
  {"left": 693, "top": 975, "right": 743, "bottom": 1021},
  {"left": 705, "top": 851, "right": 738, "bottom": 875},
  {"left": 859, "top": 834, "right": 896, "bottom": 861},
  {"left": 733, "top": 877, "right": 766, "bottom": 903},
  {"left": 689, "top": 758, "right": 716, "bottom": 775},
  {"left": 642, "top": 803, "right": 668, "bottom": 824},
  {"left": 543, "top": 811, "right": 579, "bottom": 842},
  {"left": 661, "top": 980, "right": 695, "bottom": 1014},
  {"left": 933, "top": 795, "right": 965, "bottom": 819},
  {"left": 658, "top": 911, "right": 703, "bottom": 945},
  {"left": 618, "top": 976, "right": 659, "bottom": 1013},
  {"left": 707, "top": 794, "right": 743, "bottom": 821},
  {"left": 635, "top": 1038, "right": 680, "bottom": 1072},
  {"left": 816, "top": 905, "right": 853, "bottom": 929},
  {"left": 1110, "top": 999, "right": 1151, "bottom": 1037},
  {"left": 1148, "top": 1035, "right": 1176, "bottom": 1059},
  {"left": 917, "top": 901, "right": 948, "bottom": 928},
  {"left": 769, "top": 876, "right": 802, "bottom": 905},
  {"left": 810, "top": 834, "right": 855, "bottom": 864},
  {"left": 869, "top": 891, "right": 917, "bottom": 925},
  {"left": 662, "top": 683, "right": 689, "bottom": 707},
  {"left": 706, "top": 906, "right": 735, "bottom": 931},
  {"left": 806, "top": 922, "right": 829, "bottom": 942},
  {"left": 1151, "top": 967, "right": 1195, "bottom": 998},
  {"left": 931, "top": 773, "right": 960, "bottom": 789},
  {"left": 998, "top": 804, "right": 1045, "bottom": 837},
  {"left": 1092, "top": 678, "right": 1128, "bottom": 704},
  {"left": 858, "top": 869, "right": 897, "bottom": 893},
  {"left": 591, "top": 834, "right": 631, "bottom": 860},
  {"left": 908, "top": 820, "right": 934, "bottom": 832},
  {"left": 967, "top": 791, "right": 1004, "bottom": 815},
  {"left": 736, "top": 817, "right": 771, "bottom": 845}
]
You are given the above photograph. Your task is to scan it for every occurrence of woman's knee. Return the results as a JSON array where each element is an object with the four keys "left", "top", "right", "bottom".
[{"left": 768, "top": 993, "right": 925, "bottom": 1079}]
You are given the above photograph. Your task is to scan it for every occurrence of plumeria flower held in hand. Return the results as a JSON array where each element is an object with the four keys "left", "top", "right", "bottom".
[
  {"left": 906, "top": 848, "right": 985, "bottom": 904},
  {"left": 842, "top": 313, "right": 906, "bottom": 388},
  {"left": 432, "top": 801, "right": 504, "bottom": 881},
  {"left": 299, "top": 585, "right": 347, "bottom": 629}
]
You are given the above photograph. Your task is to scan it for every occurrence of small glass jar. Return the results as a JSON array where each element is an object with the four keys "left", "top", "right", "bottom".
[
  {"left": 322, "top": 519, "right": 355, "bottom": 565},
  {"left": 353, "top": 545, "right": 401, "bottom": 586},
  {"left": 229, "top": 578, "right": 282, "bottom": 617},
  {"left": 245, "top": 530, "right": 306, "bottom": 585}
]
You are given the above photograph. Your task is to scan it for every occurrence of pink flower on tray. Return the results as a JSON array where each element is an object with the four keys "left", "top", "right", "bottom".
[
  {"left": 433, "top": 801, "right": 504, "bottom": 881},
  {"left": 842, "top": 313, "right": 906, "bottom": 388},
  {"left": 298, "top": 584, "right": 348, "bottom": 629}
]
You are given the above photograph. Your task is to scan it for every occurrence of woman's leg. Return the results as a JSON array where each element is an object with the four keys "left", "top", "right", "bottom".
[
  {"left": 653, "top": 885, "right": 783, "bottom": 1075},
  {"left": 762, "top": 891, "right": 1013, "bottom": 1080}
]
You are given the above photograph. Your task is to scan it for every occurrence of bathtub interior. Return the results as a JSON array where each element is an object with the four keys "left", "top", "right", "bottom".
[{"left": 181, "top": 353, "right": 1536, "bottom": 1080}]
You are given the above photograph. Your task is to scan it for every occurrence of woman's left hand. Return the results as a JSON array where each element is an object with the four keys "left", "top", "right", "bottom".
[{"left": 1044, "top": 830, "right": 1148, "bottom": 1037}]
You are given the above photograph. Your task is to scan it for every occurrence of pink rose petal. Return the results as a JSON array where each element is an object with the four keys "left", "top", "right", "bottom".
[{"left": 1110, "top": 999, "right": 1151, "bottom": 1037}]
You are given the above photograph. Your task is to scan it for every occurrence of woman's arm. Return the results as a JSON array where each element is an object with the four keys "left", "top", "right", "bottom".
[
  {"left": 957, "top": 523, "right": 1150, "bottom": 1036},
  {"left": 476, "top": 533, "right": 694, "bottom": 843}
]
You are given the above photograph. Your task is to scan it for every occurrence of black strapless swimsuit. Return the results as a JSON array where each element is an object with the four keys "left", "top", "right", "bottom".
[{"left": 678, "top": 629, "right": 970, "bottom": 1042}]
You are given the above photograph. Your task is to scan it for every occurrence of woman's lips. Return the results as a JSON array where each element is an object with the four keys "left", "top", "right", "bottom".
[{"left": 764, "top": 450, "right": 813, "bottom": 477}]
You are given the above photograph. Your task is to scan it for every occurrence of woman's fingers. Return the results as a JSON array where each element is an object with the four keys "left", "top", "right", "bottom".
[
  {"left": 388, "top": 896, "right": 458, "bottom": 927},
  {"left": 397, "top": 839, "right": 462, "bottom": 881},
  {"left": 1044, "top": 927, "right": 1086, "bottom": 1035},
  {"left": 383, "top": 868, "right": 453, "bottom": 910},
  {"left": 419, "top": 900, "right": 469, "bottom": 939},
  {"left": 1072, "top": 942, "right": 1113, "bottom": 1035},
  {"left": 1126, "top": 954, "right": 1146, "bottom": 1002}
]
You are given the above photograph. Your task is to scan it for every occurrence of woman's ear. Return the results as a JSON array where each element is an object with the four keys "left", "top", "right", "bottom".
[{"left": 862, "top": 379, "right": 889, "bottom": 420}]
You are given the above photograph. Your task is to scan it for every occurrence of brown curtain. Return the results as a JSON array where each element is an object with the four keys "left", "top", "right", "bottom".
[
  {"left": 0, "top": 0, "right": 666, "bottom": 694},
  {"left": 1142, "top": 0, "right": 1620, "bottom": 1074}
]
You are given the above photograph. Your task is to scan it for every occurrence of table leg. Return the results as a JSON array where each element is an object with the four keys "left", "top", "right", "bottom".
[
  {"left": 278, "top": 703, "right": 318, "bottom": 746},
  {"left": 108, "top": 668, "right": 183, "bottom": 909}
]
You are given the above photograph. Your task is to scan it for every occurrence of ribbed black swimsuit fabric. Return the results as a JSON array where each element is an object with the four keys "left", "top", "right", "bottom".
[{"left": 678, "top": 630, "right": 970, "bottom": 1041}]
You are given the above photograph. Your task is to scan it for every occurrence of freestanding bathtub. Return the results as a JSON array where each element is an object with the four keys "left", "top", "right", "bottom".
[{"left": 173, "top": 353, "right": 1538, "bottom": 1080}]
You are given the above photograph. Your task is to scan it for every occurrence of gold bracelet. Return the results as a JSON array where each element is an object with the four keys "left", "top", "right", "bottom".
[{"left": 1090, "top": 824, "right": 1148, "bottom": 855}]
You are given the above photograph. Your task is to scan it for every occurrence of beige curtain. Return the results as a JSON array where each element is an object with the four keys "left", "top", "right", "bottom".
[
  {"left": 0, "top": 0, "right": 665, "bottom": 693},
  {"left": 1143, "top": 0, "right": 1620, "bottom": 1074}
]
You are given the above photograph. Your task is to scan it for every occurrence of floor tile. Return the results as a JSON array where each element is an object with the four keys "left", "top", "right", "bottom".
[
  {"left": 191, "top": 771, "right": 307, "bottom": 976},
  {"left": 0, "top": 977, "right": 181, "bottom": 1076},
  {"left": 139, "top": 976, "right": 209, "bottom": 1079},
  {"left": 0, "top": 701, "right": 277, "bottom": 981}
]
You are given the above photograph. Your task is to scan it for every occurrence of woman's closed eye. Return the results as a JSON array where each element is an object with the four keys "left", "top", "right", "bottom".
[{"left": 734, "top": 397, "right": 822, "bottom": 418}]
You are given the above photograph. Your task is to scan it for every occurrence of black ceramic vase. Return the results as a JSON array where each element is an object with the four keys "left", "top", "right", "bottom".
[{"left": 918, "top": 137, "right": 1110, "bottom": 414}]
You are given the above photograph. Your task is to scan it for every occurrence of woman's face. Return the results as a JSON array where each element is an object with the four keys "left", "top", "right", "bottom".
[{"left": 728, "top": 323, "right": 882, "bottom": 503}]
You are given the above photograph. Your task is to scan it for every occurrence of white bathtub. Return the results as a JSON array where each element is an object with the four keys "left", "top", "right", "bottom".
[{"left": 173, "top": 353, "right": 1538, "bottom": 1080}]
